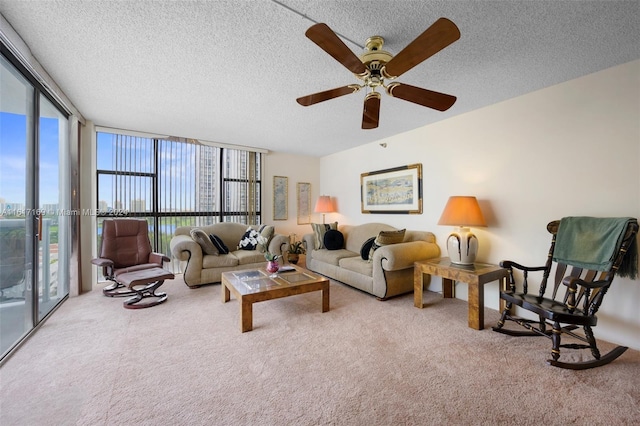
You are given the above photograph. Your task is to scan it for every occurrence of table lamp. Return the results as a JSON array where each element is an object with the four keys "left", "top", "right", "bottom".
[
  {"left": 314, "top": 195, "right": 335, "bottom": 224},
  {"left": 437, "top": 196, "right": 486, "bottom": 265}
]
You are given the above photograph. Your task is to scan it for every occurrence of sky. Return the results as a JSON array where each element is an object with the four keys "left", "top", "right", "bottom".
[{"left": 0, "top": 112, "right": 60, "bottom": 206}]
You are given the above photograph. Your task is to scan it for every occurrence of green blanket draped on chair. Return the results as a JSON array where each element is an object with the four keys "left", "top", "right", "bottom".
[{"left": 553, "top": 216, "right": 638, "bottom": 279}]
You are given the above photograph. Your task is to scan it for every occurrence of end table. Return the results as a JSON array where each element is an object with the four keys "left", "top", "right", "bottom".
[{"left": 414, "top": 257, "right": 509, "bottom": 330}]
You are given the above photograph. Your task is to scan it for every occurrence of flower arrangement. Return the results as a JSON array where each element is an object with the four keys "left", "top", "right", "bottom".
[{"left": 257, "top": 235, "right": 279, "bottom": 262}]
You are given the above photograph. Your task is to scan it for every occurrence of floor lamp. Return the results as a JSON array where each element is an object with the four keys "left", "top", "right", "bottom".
[{"left": 314, "top": 195, "right": 335, "bottom": 224}]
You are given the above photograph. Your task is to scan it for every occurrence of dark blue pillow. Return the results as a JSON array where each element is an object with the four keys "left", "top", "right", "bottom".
[
  {"left": 323, "top": 229, "right": 344, "bottom": 250},
  {"left": 360, "top": 237, "right": 376, "bottom": 260},
  {"left": 209, "top": 234, "right": 229, "bottom": 254}
]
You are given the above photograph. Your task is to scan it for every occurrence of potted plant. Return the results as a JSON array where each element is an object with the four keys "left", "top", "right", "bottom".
[{"left": 287, "top": 240, "right": 305, "bottom": 264}]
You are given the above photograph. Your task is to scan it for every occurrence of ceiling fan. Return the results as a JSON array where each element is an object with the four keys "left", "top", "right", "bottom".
[{"left": 296, "top": 18, "right": 460, "bottom": 129}]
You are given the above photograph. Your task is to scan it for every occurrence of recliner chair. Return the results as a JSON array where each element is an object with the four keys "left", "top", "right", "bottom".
[{"left": 92, "top": 219, "right": 174, "bottom": 309}]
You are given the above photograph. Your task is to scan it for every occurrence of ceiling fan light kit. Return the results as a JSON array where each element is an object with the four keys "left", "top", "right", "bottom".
[{"left": 297, "top": 18, "right": 460, "bottom": 129}]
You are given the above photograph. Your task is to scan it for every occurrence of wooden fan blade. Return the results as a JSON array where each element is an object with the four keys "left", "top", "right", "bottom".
[
  {"left": 383, "top": 18, "right": 460, "bottom": 78},
  {"left": 387, "top": 82, "right": 456, "bottom": 111},
  {"left": 362, "top": 92, "right": 381, "bottom": 129},
  {"left": 297, "top": 85, "right": 360, "bottom": 106},
  {"left": 306, "top": 23, "right": 368, "bottom": 76}
]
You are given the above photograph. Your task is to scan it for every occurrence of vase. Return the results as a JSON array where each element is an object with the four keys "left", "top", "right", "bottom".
[{"left": 266, "top": 260, "right": 279, "bottom": 274}]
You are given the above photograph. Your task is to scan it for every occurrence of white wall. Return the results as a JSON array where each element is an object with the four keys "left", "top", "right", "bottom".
[
  {"left": 318, "top": 60, "right": 640, "bottom": 350},
  {"left": 263, "top": 152, "right": 321, "bottom": 242}
]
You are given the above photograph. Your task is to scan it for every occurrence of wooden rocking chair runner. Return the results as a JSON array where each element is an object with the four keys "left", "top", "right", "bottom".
[{"left": 493, "top": 217, "right": 639, "bottom": 370}]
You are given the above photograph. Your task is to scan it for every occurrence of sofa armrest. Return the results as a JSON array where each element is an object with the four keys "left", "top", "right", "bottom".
[
  {"left": 170, "top": 234, "right": 202, "bottom": 261},
  {"left": 170, "top": 234, "right": 204, "bottom": 286},
  {"left": 268, "top": 234, "right": 289, "bottom": 257},
  {"left": 374, "top": 241, "right": 441, "bottom": 271},
  {"left": 302, "top": 233, "right": 315, "bottom": 267}
]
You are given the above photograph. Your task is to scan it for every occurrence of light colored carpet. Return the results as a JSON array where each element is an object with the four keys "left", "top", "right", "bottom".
[{"left": 1, "top": 275, "right": 639, "bottom": 425}]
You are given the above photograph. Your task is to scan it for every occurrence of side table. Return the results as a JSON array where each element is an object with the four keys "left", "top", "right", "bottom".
[{"left": 414, "top": 257, "right": 509, "bottom": 330}]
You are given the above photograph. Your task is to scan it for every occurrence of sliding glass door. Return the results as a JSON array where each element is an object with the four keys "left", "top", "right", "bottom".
[
  {"left": 37, "top": 95, "right": 69, "bottom": 321},
  {"left": 0, "top": 55, "right": 32, "bottom": 357},
  {"left": 0, "top": 51, "right": 70, "bottom": 361}
]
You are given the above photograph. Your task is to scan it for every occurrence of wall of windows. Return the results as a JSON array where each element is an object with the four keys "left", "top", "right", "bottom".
[{"left": 95, "top": 131, "right": 262, "bottom": 259}]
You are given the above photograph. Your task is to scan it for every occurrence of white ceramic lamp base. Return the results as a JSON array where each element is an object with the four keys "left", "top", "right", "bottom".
[{"left": 446, "top": 226, "right": 478, "bottom": 265}]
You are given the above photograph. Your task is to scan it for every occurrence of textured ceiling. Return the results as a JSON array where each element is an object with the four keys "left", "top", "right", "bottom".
[{"left": 0, "top": 0, "right": 638, "bottom": 157}]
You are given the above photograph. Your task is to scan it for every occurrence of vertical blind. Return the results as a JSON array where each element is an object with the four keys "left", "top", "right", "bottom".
[{"left": 96, "top": 131, "right": 262, "bottom": 255}]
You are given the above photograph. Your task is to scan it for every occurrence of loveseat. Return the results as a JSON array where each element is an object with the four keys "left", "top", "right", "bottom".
[
  {"left": 170, "top": 222, "right": 288, "bottom": 287},
  {"left": 303, "top": 222, "right": 440, "bottom": 299}
]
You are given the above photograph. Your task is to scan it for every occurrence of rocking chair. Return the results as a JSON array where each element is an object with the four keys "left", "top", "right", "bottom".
[
  {"left": 91, "top": 219, "right": 174, "bottom": 309},
  {"left": 493, "top": 217, "right": 638, "bottom": 369}
]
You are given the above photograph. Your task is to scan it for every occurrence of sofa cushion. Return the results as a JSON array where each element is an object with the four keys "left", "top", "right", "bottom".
[
  {"left": 312, "top": 248, "right": 357, "bottom": 266},
  {"left": 340, "top": 256, "right": 374, "bottom": 277},
  {"left": 360, "top": 237, "right": 376, "bottom": 260},
  {"left": 209, "top": 234, "right": 230, "bottom": 254},
  {"left": 238, "top": 227, "right": 260, "bottom": 250},
  {"left": 310, "top": 222, "right": 338, "bottom": 249},
  {"left": 233, "top": 249, "right": 267, "bottom": 265},
  {"left": 190, "top": 228, "right": 219, "bottom": 255},
  {"left": 342, "top": 223, "right": 398, "bottom": 253},
  {"left": 202, "top": 253, "right": 238, "bottom": 268},
  {"left": 324, "top": 229, "right": 344, "bottom": 250}
]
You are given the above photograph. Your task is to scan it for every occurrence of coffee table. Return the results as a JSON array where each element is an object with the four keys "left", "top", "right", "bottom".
[{"left": 221, "top": 265, "right": 330, "bottom": 332}]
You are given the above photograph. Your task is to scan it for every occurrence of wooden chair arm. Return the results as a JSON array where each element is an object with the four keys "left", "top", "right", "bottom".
[
  {"left": 500, "top": 260, "right": 546, "bottom": 272},
  {"left": 562, "top": 276, "right": 610, "bottom": 290}
]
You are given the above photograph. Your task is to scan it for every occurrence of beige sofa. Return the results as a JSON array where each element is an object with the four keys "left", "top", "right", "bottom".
[
  {"left": 303, "top": 223, "right": 440, "bottom": 299},
  {"left": 170, "top": 222, "right": 288, "bottom": 287}
]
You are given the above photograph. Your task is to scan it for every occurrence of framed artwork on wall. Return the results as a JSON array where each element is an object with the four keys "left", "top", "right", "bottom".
[
  {"left": 273, "top": 176, "right": 288, "bottom": 220},
  {"left": 296, "top": 182, "right": 311, "bottom": 224},
  {"left": 360, "top": 163, "right": 423, "bottom": 214}
]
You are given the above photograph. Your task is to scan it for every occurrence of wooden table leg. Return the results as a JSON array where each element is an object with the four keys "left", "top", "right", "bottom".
[
  {"left": 467, "top": 281, "right": 483, "bottom": 330},
  {"left": 222, "top": 282, "right": 230, "bottom": 303},
  {"left": 414, "top": 267, "right": 424, "bottom": 308},
  {"left": 241, "top": 298, "right": 253, "bottom": 333},
  {"left": 499, "top": 277, "right": 509, "bottom": 314},
  {"left": 321, "top": 283, "right": 330, "bottom": 312},
  {"left": 443, "top": 278, "right": 454, "bottom": 299}
]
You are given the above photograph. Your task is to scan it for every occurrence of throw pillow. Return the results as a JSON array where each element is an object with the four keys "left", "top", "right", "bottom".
[
  {"left": 367, "top": 229, "right": 406, "bottom": 263},
  {"left": 360, "top": 237, "right": 376, "bottom": 260},
  {"left": 238, "top": 227, "right": 260, "bottom": 250},
  {"left": 190, "top": 228, "right": 219, "bottom": 256},
  {"left": 310, "top": 221, "right": 338, "bottom": 250},
  {"left": 375, "top": 229, "right": 406, "bottom": 245},
  {"left": 367, "top": 241, "right": 382, "bottom": 263},
  {"left": 209, "top": 234, "right": 230, "bottom": 255},
  {"left": 257, "top": 224, "right": 275, "bottom": 253},
  {"left": 323, "top": 229, "right": 344, "bottom": 250}
]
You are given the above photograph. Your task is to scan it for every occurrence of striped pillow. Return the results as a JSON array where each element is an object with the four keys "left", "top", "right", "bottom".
[{"left": 310, "top": 222, "right": 338, "bottom": 249}]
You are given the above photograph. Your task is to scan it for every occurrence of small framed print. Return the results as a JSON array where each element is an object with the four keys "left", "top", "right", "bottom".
[
  {"left": 273, "top": 176, "right": 288, "bottom": 220},
  {"left": 297, "top": 182, "right": 311, "bottom": 224}
]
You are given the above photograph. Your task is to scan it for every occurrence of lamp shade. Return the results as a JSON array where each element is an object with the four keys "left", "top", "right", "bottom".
[
  {"left": 314, "top": 195, "right": 335, "bottom": 213},
  {"left": 437, "top": 196, "right": 486, "bottom": 227},
  {"left": 438, "top": 196, "right": 486, "bottom": 265}
]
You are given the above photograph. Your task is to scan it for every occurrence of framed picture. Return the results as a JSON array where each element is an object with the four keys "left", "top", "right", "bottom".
[
  {"left": 296, "top": 182, "right": 311, "bottom": 224},
  {"left": 361, "top": 163, "right": 423, "bottom": 214},
  {"left": 273, "top": 176, "right": 288, "bottom": 220}
]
